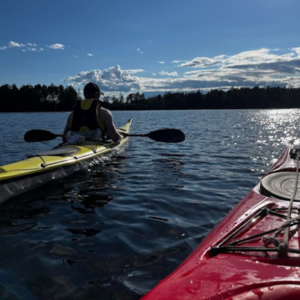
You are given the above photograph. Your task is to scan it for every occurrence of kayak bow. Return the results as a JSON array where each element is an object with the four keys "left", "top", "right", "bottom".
[
  {"left": 142, "top": 142, "right": 300, "bottom": 300},
  {"left": 0, "top": 119, "right": 132, "bottom": 204}
]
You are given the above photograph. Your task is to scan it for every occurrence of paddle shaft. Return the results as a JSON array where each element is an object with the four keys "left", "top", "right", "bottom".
[
  {"left": 24, "top": 128, "right": 185, "bottom": 143},
  {"left": 123, "top": 133, "right": 147, "bottom": 137}
]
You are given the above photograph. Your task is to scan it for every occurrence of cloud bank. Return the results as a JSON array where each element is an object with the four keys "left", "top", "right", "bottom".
[
  {"left": 1, "top": 42, "right": 299, "bottom": 94},
  {"left": 65, "top": 48, "right": 300, "bottom": 95},
  {"left": 65, "top": 65, "right": 144, "bottom": 93},
  {"left": 0, "top": 40, "right": 63, "bottom": 52}
]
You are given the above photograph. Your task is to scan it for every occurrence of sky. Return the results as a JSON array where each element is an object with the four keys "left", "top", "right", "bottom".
[{"left": 1, "top": 0, "right": 300, "bottom": 97}]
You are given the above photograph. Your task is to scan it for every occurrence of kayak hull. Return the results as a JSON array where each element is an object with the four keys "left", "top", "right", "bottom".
[
  {"left": 0, "top": 119, "right": 132, "bottom": 203},
  {"left": 0, "top": 164, "right": 78, "bottom": 204},
  {"left": 142, "top": 144, "right": 300, "bottom": 300}
]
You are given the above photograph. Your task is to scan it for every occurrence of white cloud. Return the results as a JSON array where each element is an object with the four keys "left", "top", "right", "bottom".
[
  {"left": 8, "top": 41, "right": 25, "bottom": 47},
  {"left": 159, "top": 61, "right": 166, "bottom": 64},
  {"left": 87, "top": 53, "right": 93, "bottom": 56},
  {"left": 0, "top": 41, "right": 43, "bottom": 51},
  {"left": 180, "top": 57, "right": 220, "bottom": 68},
  {"left": 48, "top": 43, "right": 65, "bottom": 50},
  {"left": 23, "top": 46, "right": 44, "bottom": 52},
  {"left": 159, "top": 71, "right": 178, "bottom": 77},
  {"left": 292, "top": 47, "right": 300, "bottom": 56},
  {"left": 180, "top": 48, "right": 298, "bottom": 69},
  {"left": 172, "top": 60, "right": 182, "bottom": 63}
]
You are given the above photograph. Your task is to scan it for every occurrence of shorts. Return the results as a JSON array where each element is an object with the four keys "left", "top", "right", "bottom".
[{"left": 66, "top": 129, "right": 103, "bottom": 145}]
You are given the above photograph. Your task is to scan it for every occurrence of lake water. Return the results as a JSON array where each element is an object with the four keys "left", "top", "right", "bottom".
[{"left": 0, "top": 109, "right": 299, "bottom": 299}]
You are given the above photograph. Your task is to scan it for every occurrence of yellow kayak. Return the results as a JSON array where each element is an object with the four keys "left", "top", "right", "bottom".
[{"left": 0, "top": 119, "right": 132, "bottom": 204}]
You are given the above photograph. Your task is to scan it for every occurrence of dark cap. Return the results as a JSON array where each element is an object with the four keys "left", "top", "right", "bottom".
[{"left": 83, "top": 82, "right": 104, "bottom": 95}]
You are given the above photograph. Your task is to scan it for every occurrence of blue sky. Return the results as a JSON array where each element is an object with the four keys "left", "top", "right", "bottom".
[{"left": 1, "top": 0, "right": 300, "bottom": 97}]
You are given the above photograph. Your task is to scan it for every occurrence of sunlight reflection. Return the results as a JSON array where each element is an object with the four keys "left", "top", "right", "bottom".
[{"left": 249, "top": 109, "right": 300, "bottom": 146}]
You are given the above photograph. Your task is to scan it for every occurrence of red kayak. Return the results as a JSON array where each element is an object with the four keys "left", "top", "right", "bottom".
[{"left": 142, "top": 143, "right": 300, "bottom": 300}]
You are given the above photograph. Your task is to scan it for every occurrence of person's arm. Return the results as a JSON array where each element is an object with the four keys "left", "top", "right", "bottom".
[
  {"left": 102, "top": 110, "right": 123, "bottom": 142},
  {"left": 62, "top": 112, "right": 73, "bottom": 142}
]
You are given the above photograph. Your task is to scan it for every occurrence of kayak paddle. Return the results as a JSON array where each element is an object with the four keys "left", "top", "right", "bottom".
[
  {"left": 24, "top": 130, "right": 62, "bottom": 142},
  {"left": 123, "top": 129, "right": 185, "bottom": 143},
  {"left": 24, "top": 128, "right": 185, "bottom": 143}
]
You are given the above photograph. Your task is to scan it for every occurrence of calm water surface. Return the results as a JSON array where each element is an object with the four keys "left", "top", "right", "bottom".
[{"left": 0, "top": 109, "right": 299, "bottom": 299}]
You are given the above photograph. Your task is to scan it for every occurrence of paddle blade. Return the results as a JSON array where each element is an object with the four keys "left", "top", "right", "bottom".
[
  {"left": 147, "top": 129, "right": 185, "bottom": 143},
  {"left": 24, "top": 130, "right": 61, "bottom": 142}
]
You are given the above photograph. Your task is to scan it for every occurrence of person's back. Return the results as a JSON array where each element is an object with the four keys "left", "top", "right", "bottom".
[{"left": 62, "top": 82, "right": 123, "bottom": 144}]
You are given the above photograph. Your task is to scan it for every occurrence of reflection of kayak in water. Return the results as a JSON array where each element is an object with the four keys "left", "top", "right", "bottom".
[
  {"left": 0, "top": 268, "right": 35, "bottom": 300},
  {"left": 142, "top": 143, "right": 300, "bottom": 300},
  {"left": 0, "top": 119, "right": 132, "bottom": 204}
]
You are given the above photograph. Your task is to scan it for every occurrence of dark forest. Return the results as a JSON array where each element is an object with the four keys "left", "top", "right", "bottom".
[{"left": 1, "top": 84, "right": 300, "bottom": 112}]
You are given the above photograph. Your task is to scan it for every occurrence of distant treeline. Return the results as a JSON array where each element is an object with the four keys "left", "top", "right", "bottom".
[
  {"left": 0, "top": 84, "right": 79, "bottom": 112},
  {"left": 1, "top": 84, "right": 300, "bottom": 112},
  {"left": 104, "top": 86, "right": 300, "bottom": 110}
]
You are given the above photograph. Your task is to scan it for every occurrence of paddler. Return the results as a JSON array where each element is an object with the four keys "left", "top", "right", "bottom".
[{"left": 62, "top": 82, "right": 123, "bottom": 144}]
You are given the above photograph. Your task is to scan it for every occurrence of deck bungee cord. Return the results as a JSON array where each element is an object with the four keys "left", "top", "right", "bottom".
[{"left": 277, "top": 148, "right": 300, "bottom": 257}]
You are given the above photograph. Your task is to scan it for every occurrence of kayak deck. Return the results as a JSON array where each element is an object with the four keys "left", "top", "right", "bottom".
[
  {"left": 141, "top": 143, "right": 300, "bottom": 300},
  {"left": 0, "top": 119, "right": 132, "bottom": 204}
]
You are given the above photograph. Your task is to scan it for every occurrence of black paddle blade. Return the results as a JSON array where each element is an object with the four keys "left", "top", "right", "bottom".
[
  {"left": 24, "top": 130, "right": 61, "bottom": 142},
  {"left": 147, "top": 129, "right": 185, "bottom": 143}
]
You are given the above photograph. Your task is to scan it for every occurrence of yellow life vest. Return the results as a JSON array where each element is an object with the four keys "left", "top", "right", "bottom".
[{"left": 70, "top": 99, "right": 105, "bottom": 132}]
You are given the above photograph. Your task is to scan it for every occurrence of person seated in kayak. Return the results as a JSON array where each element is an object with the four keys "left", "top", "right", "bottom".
[{"left": 62, "top": 82, "right": 123, "bottom": 144}]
